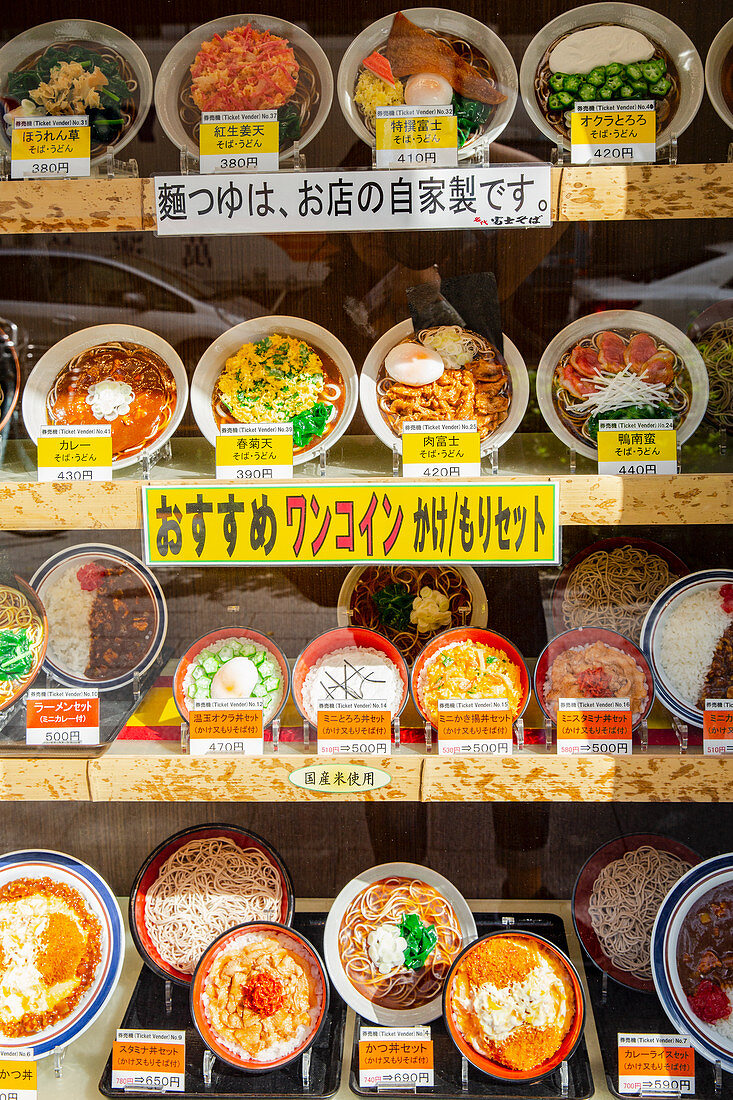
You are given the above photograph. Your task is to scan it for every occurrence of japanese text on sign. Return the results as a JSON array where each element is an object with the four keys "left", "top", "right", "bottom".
[
  {"left": 556, "top": 698, "right": 632, "bottom": 756},
  {"left": 437, "top": 699, "right": 513, "bottom": 756},
  {"left": 216, "top": 424, "right": 294, "bottom": 480},
  {"left": 26, "top": 689, "right": 99, "bottom": 747},
  {"left": 112, "top": 1030, "right": 186, "bottom": 1093},
  {"left": 189, "top": 699, "right": 264, "bottom": 757},
  {"left": 318, "top": 701, "right": 392, "bottom": 757},
  {"left": 703, "top": 698, "right": 733, "bottom": 756},
  {"left": 360, "top": 1027, "right": 433, "bottom": 1088},
  {"left": 154, "top": 167, "right": 551, "bottom": 235},
  {"left": 288, "top": 763, "right": 391, "bottom": 794},
  {"left": 37, "top": 425, "right": 112, "bottom": 483},
  {"left": 0, "top": 1049, "right": 37, "bottom": 1100},
  {"left": 571, "top": 101, "right": 656, "bottom": 164},
  {"left": 142, "top": 482, "right": 560, "bottom": 567},
  {"left": 618, "top": 1034, "right": 694, "bottom": 1095},
  {"left": 200, "top": 110, "right": 279, "bottom": 173},
  {"left": 11, "top": 115, "right": 90, "bottom": 179},
  {"left": 376, "top": 105, "right": 457, "bottom": 168},
  {"left": 597, "top": 419, "right": 677, "bottom": 476},
  {"left": 402, "top": 421, "right": 481, "bottom": 478}
]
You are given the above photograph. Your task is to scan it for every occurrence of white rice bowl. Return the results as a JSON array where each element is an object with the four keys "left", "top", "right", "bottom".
[
  {"left": 203, "top": 931, "right": 323, "bottom": 1064},
  {"left": 44, "top": 566, "right": 94, "bottom": 675},
  {"left": 301, "top": 646, "right": 402, "bottom": 723},
  {"left": 182, "top": 636, "right": 285, "bottom": 725}
]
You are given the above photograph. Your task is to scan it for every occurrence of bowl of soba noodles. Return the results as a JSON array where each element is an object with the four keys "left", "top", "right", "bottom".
[
  {"left": 191, "top": 317, "right": 358, "bottom": 466},
  {"left": 0, "top": 575, "right": 47, "bottom": 713},
  {"left": 324, "top": 861, "right": 476, "bottom": 1025},
  {"left": 360, "top": 318, "right": 528, "bottom": 457},
  {"left": 154, "top": 15, "right": 333, "bottom": 163}
]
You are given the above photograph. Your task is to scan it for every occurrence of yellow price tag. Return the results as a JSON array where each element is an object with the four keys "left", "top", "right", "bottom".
[
  {"left": 571, "top": 99, "right": 656, "bottom": 164},
  {"left": 37, "top": 426, "right": 112, "bottom": 482},
  {"left": 0, "top": 1052, "right": 37, "bottom": 1097},
  {"left": 11, "top": 115, "right": 90, "bottom": 179},
  {"left": 437, "top": 699, "right": 513, "bottom": 756},
  {"left": 189, "top": 700, "right": 264, "bottom": 756},
  {"left": 376, "top": 106, "right": 457, "bottom": 167},
  {"left": 402, "top": 420, "right": 481, "bottom": 477},
  {"left": 199, "top": 110, "right": 279, "bottom": 172},
  {"left": 143, "top": 482, "right": 560, "bottom": 567},
  {"left": 597, "top": 418, "right": 677, "bottom": 474},
  {"left": 215, "top": 424, "right": 293, "bottom": 479}
]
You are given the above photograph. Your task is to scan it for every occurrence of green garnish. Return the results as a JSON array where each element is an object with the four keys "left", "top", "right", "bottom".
[
  {"left": 372, "top": 583, "right": 414, "bottom": 631},
  {"left": 277, "top": 102, "right": 302, "bottom": 144},
  {"left": 399, "top": 913, "right": 438, "bottom": 970},
  {"left": 452, "top": 93, "right": 492, "bottom": 148},
  {"left": 291, "top": 402, "right": 330, "bottom": 448},
  {"left": 0, "top": 629, "right": 34, "bottom": 682}
]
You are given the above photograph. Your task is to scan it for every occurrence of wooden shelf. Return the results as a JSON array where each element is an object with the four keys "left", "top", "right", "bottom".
[{"left": 1, "top": 163, "right": 732, "bottom": 233}]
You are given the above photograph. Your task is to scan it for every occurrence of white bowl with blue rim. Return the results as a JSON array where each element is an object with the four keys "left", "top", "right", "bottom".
[
  {"left": 651, "top": 853, "right": 733, "bottom": 1074},
  {"left": 640, "top": 569, "right": 733, "bottom": 728},
  {"left": 0, "top": 849, "right": 124, "bottom": 1058},
  {"left": 30, "top": 543, "right": 167, "bottom": 692}
]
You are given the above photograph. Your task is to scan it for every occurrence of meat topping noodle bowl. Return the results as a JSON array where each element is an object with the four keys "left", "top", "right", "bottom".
[
  {"left": 418, "top": 641, "right": 523, "bottom": 727},
  {"left": 46, "top": 342, "right": 177, "bottom": 464},
  {"left": 338, "top": 876, "right": 463, "bottom": 1010},
  {"left": 378, "top": 326, "right": 510, "bottom": 442},
  {"left": 213, "top": 334, "right": 345, "bottom": 454},
  {"left": 544, "top": 642, "right": 648, "bottom": 722},
  {"left": 0, "top": 585, "right": 45, "bottom": 708}
]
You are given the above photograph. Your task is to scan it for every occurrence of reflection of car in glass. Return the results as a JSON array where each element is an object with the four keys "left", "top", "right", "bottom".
[
  {"left": 0, "top": 249, "right": 263, "bottom": 371},
  {"left": 573, "top": 243, "right": 733, "bottom": 332}
]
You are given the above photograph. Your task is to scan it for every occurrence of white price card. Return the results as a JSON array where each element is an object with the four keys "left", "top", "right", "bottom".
[
  {"left": 703, "top": 698, "right": 733, "bottom": 755},
  {"left": 556, "top": 698, "right": 632, "bottom": 756},
  {"left": 376, "top": 104, "right": 457, "bottom": 169},
  {"left": 11, "top": 115, "right": 90, "bottom": 179},
  {"left": 402, "top": 420, "right": 481, "bottom": 478},
  {"left": 618, "top": 1034, "right": 694, "bottom": 1095},
  {"left": 359, "top": 1026, "right": 434, "bottom": 1088},
  {"left": 437, "top": 698, "right": 513, "bottom": 756},
  {"left": 571, "top": 100, "right": 656, "bottom": 164},
  {"left": 37, "top": 424, "right": 112, "bottom": 482},
  {"left": 216, "top": 423, "right": 293, "bottom": 480},
  {"left": 318, "top": 699, "right": 392, "bottom": 756},
  {"left": 597, "top": 419, "right": 677, "bottom": 475},
  {"left": 0, "top": 1048, "right": 37, "bottom": 1099},
  {"left": 189, "top": 698, "right": 264, "bottom": 756},
  {"left": 26, "top": 689, "right": 99, "bottom": 747},
  {"left": 200, "top": 110, "right": 279, "bottom": 172},
  {"left": 112, "top": 1030, "right": 186, "bottom": 1092}
]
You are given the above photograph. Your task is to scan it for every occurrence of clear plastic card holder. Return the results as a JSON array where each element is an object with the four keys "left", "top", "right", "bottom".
[
  {"left": 568, "top": 445, "right": 577, "bottom": 474},
  {"left": 486, "top": 446, "right": 498, "bottom": 476},
  {"left": 638, "top": 715, "right": 649, "bottom": 753},
  {"left": 544, "top": 715, "right": 554, "bottom": 751},
  {"left": 0, "top": 151, "right": 8, "bottom": 180},
  {"left": 392, "top": 441, "right": 400, "bottom": 478},
  {"left": 424, "top": 719, "right": 433, "bottom": 754},
  {"left": 164, "top": 980, "right": 173, "bottom": 1015},
  {"left": 672, "top": 716, "right": 689, "bottom": 754},
  {"left": 201, "top": 1044, "right": 312, "bottom": 1091},
  {"left": 718, "top": 428, "right": 727, "bottom": 456},
  {"left": 393, "top": 715, "right": 401, "bottom": 751},
  {"left": 97, "top": 146, "right": 139, "bottom": 179},
  {"left": 133, "top": 440, "right": 173, "bottom": 482},
  {"left": 514, "top": 716, "right": 524, "bottom": 751},
  {"left": 551, "top": 141, "right": 569, "bottom": 167},
  {"left": 302, "top": 717, "right": 312, "bottom": 751},
  {"left": 53, "top": 1047, "right": 66, "bottom": 1079},
  {"left": 657, "top": 133, "right": 678, "bottom": 166}
]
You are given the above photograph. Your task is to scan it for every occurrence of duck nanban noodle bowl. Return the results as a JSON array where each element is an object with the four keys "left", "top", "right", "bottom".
[
  {"left": 177, "top": 23, "right": 321, "bottom": 152},
  {"left": 2, "top": 39, "right": 139, "bottom": 156},
  {"left": 338, "top": 876, "right": 463, "bottom": 1011},
  {"left": 377, "top": 326, "right": 511, "bottom": 442},
  {"left": 552, "top": 329, "right": 691, "bottom": 450},
  {"left": 0, "top": 584, "right": 45, "bottom": 710},
  {"left": 534, "top": 24, "right": 681, "bottom": 142}
]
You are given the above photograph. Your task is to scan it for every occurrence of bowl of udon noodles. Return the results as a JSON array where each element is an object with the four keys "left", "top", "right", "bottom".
[
  {"left": 337, "top": 565, "right": 487, "bottom": 666},
  {"left": 154, "top": 15, "right": 333, "bottom": 163},
  {"left": 337, "top": 8, "right": 517, "bottom": 160},
  {"left": 519, "top": 2, "right": 703, "bottom": 152},
  {"left": 534, "top": 627, "right": 655, "bottom": 730},
  {"left": 129, "top": 823, "right": 295, "bottom": 987},
  {"left": 22, "top": 325, "right": 188, "bottom": 471},
  {"left": 324, "top": 861, "right": 476, "bottom": 1025},
  {"left": 191, "top": 920, "right": 329, "bottom": 1073},
  {"left": 360, "top": 319, "right": 528, "bottom": 457},
  {"left": 705, "top": 17, "right": 733, "bottom": 132},
  {"left": 0, "top": 575, "right": 47, "bottom": 714},
  {"left": 0, "top": 19, "right": 152, "bottom": 166},
  {"left": 536, "top": 310, "right": 708, "bottom": 462},
  {"left": 191, "top": 317, "right": 358, "bottom": 467},
  {"left": 411, "top": 627, "right": 531, "bottom": 731}
]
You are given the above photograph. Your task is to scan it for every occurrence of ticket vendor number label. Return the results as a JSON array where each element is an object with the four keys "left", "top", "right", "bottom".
[
  {"left": 26, "top": 689, "right": 99, "bottom": 747},
  {"left": 11, "top": 115, "right": 90, "bottom": 178},
  {"left": 37, "top": 425, "right": 112, "bottom": 482},
  {"left": 437, "top": 698, "right": 512, "bottom": 756},
  {"left": 556, "top": 698, "right": 632, "bottom": 755},
  {"left": 359, "top": 1026, "right": 434, "bottom": 1088},
  {"left": 216, "top": 424, "right": 293, "bottom": 480},
  {"left": 571, "top": 100, "right": 655, "bottom": 164},
  {"left": 189, "top": 698, "right": 264, "bottom": 756},
  {"left": 317, "top": 700, "right": 391, "bottom": 756},
  {"left": 597, "top": 419, "right": 677, "bottom": 475},
  {"left": 402, "top": 421, "right": 481, "bottom": 478},
  {"left": 0, "top": 1049, "right": 37, "bottom": 1099},
  {"left": 376, "top": 105, "right": 457, "bottom": 168},
  {"left": 112, "top": 1030, "right": 186, "bottom": 1093},
  {"left": 617, "top": 1033, "right": 694, "bottom": 1095},
  {"left": 199, "top": 110, "right": 279, "bottom": 173},
  {"left": 703, "top": 698, "right": 733, "bottom": 755}
]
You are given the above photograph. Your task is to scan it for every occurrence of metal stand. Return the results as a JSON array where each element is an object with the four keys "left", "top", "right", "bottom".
[
  {"left": 53, "top": 1047, "right": 66, "bottom": 1079},
  {"left": 424, "top": 719, "right": 433, "bottom": 754},
  {"left": 639, "top": 715, "right": 648, "bottom": 754},
  {"left": 672, "top": 716, "right": 688, "bottom": 754},
  {"left": 514, "top": 716, "right": 524, "bottom": 752},
  {"left": 544, "top": 716, "right": 554, "bottom": 751}
]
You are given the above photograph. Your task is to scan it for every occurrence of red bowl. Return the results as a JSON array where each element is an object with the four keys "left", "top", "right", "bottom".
[
  {"left": 572, "top": 833, "right": 700, "bottom": 994},
  {"left": 292, "top": 627, "right": 409, "bottom": 722},
  {"left": 534, "top": 627, "right": 655, "bottom": 729},
  {"left": 410, "top": 627, "right": 531, "bottom": 729},
  {"left": 190, "top": 921, "right": 329, "bottom": 1073},
  {"left": 173, "top": 627, "right": 290, "bottom": 725},
  {"left": 551, "top": 537, "right": 689, "bottom": 639},
  {"left": 129, "top": 824, "right": 294, "bottom": 986},
  {"left": 443, "top": 931, "right": 585, "bottom": 1083}
]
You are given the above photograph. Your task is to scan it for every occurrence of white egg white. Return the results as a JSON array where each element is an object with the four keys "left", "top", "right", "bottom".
[
  {"left": 404, "top": 73, "right": 454, "bottom": 106},
  {"left": 210, "top": 656, "right": 259, "bottom": 699},
  {"left": 384, "top": 343, "right": 445, "bottom": 387}
]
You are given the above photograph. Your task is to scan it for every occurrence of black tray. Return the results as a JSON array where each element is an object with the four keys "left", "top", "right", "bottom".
[
  {"left": 0, "top": 645, "right": 172, "bottom": 753},
  {"left": 584, "top": 960, "right": 732, "bottom": 1099},
  {"left": 99, "top": 912, "right": 346, "bottom": 1099},
  {"left": 349, "top": 912, "right": 594, "bottom": 1100}
]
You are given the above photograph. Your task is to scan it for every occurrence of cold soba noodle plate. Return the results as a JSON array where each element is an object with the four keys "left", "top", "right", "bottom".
[{"left": 324, "top": 862, "right": 476, "bottom": 1025}]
